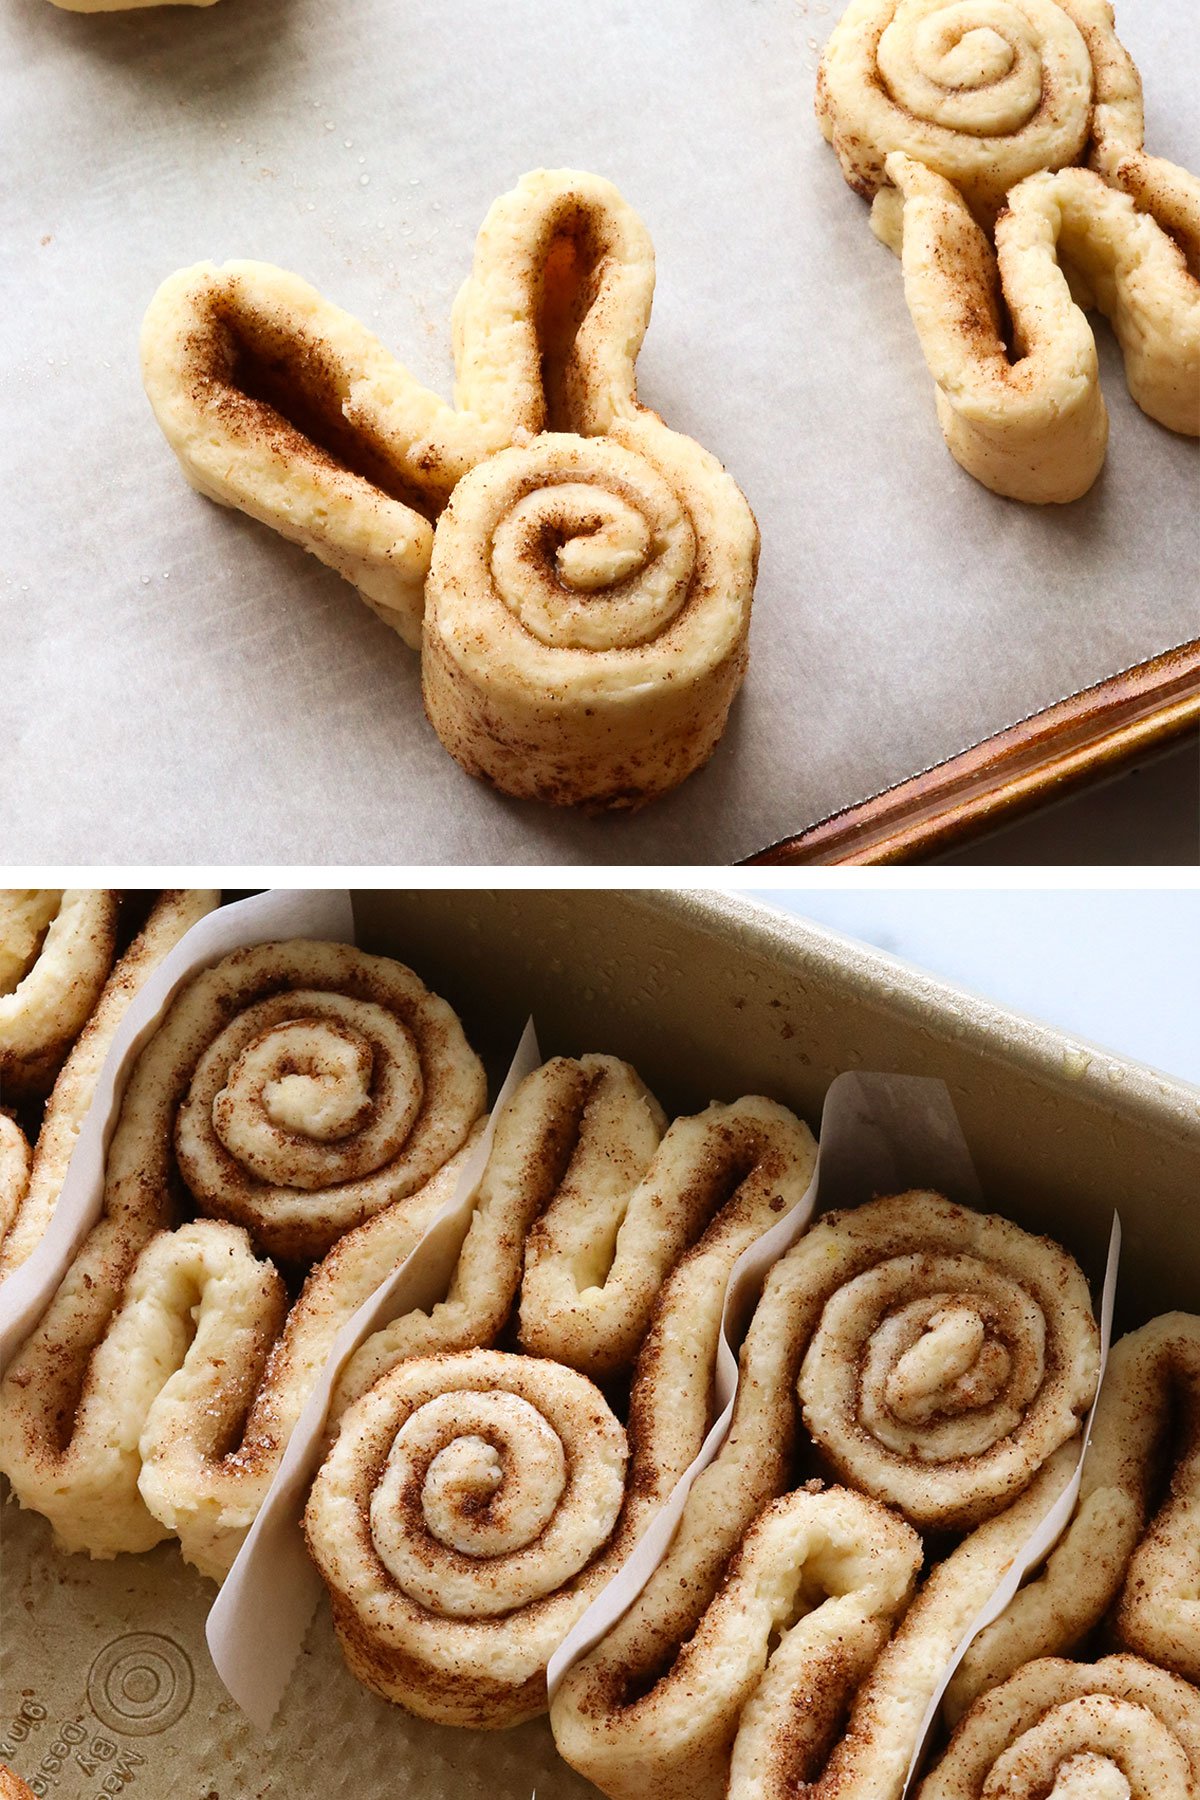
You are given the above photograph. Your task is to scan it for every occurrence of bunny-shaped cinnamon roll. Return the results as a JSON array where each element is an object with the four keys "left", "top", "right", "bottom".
[
  {"left": 143, "top": 170, "right": 758, "bottom": 807},
  {"left": 817, "top": 0, "right": 1200, "bottom": 501}
]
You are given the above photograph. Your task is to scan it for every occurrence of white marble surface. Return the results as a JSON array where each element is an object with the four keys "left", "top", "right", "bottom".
[{"left": 743, "top": 889, "right": 1200, "bottom": 1086}]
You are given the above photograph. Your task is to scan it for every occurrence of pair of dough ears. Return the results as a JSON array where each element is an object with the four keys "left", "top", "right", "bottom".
[
  {"left": 875, "top": 152, "right": 1200, "bottom": 504},
  {"left": 140, "top": 168, "right": 657, "bottom": 643}
]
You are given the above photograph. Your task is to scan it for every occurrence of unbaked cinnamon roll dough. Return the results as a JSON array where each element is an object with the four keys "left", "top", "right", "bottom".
[
  {"left": 0, "top": 891, "right": 119, "bottom": 1101},
  {"left": 304, "top": 1072, "right": 817, "bottom": 1727},
  {"left": 0, "top": 938, "right": 486, "bottom": 1581},
  {"left": 143, "top": 169, "right": 758, "bottom": 810},
  {"left": 550, "top": 1190, "right": 1103, "bottom": 1800},
  {"left": 818, "top": 0, "right": 1200, "bottom": 501}
]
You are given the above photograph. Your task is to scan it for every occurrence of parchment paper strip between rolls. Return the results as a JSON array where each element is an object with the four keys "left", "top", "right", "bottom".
[
  {"left": 0, "top": 890, "right": 356, "bottom": 1372},
  {"left": 205, "top": 1018, "right": 543, "bottom": 1730}
]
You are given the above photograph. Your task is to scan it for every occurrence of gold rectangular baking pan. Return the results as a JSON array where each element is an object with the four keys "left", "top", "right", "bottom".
[
  {"left": 746, "top": 638, "right": 1200, "bottom": 864},
  {"left": 3, "top": 889, "right": 1197, "bottom": 1799}
]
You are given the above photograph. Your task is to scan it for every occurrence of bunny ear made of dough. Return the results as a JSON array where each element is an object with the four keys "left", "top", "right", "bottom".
[
  {"left": 140, "top": 169, "right": 657, "bottom": 649},
  {"left": 877, "top": 154, "right": 1200, "bottom": 504},
  {"left": 448, "top": 166, "right": 656, "bottom": 440}
]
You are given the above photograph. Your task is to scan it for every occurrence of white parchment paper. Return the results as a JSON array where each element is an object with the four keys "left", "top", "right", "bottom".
[
  {"left": 2, "top": 0, "right": 1196, "bottom": 864},
  {"left": 0, "top": 887, "right": 355, "bottom": 1369},
  {"left": 206, "top": 1018, "right": 543, "bottom": 1731}
]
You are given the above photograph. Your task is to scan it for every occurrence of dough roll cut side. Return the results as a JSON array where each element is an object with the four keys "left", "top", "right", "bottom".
[
  {"left": 0, "top": 890, "right": 119, "bottom": 1102},
  {"left": 918, "top": 1655, "right": 1200, "bottom": 1800},
  {"left": 786, "top": 1191, "right": 1099, "bottom": 1528},
  {"left": 305, "top": 1080, "right": 817, "bottom": 1727},
  {"left": 879, "top": 154, "right": 1200, "bottom": 502},
  {"left": 0, "top": 890, "right": 219, "bottom": 1279},
  {"left": 100, "top": 936, "right": 486, "bottom": 1264},
  {"left": 948, "top": 1310, "right": 1200, "bottom": 1715},
  {"left": 305, "top": 1349, "right": 630, "bottom": 1729},
  {"left": 551, "top": 1190, "right": 1100, "bottom": 1798},
  {"left": 0, "top": 940, "right": 485, "bottom": 1578}
]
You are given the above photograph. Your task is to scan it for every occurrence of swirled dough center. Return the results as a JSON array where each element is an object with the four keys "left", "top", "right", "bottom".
[
  {"left": 804, "top": 1249, "right": 1053, "bottom": 1477},
  {"left": 402, "top": 1393, "right": 567, "bottom": 1558},
  {"left": 1050, "top": 1756, "right": 1132, "bottom": 1800},
  {"left": 227, "top": 1020, "right": 376, "bottom": 1141},
  {"left": 181, "top": 991, "right": 426, "bottom": 1194},
  {"left": 348, "top": 1358, "right": 626, "bottom": 1623},
  {"left": 989, "top": 1694, "right": 1184, "bottom": 1800},
  {"left": 489, "top": 474, "right": 694, "bottom": 651},
  {"left": 880, "top": 2, "right": 1044, "bottom": 136},
  {"left": 882, "top": 1301, "right": 1013, "bottom": 1421}
]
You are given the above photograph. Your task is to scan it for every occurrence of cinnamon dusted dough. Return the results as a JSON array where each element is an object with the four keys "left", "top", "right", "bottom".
[
  {"left": 0, "top": 890, "right": 219, "bottom": 1280},
  {"left": 304, "top": 1072, "right": 816, "bottom": 1726},
  {"left": 0, "top": 939, "right": 485, "bottom": 1579},
  {"left": 818, "top": 0, "right": 1200, "bottom": 500},
  {"left": 140, "top": 167, "right": 655, "bottom": 652},
  {"left": 0, "top": 891, "right": 119, "bottom": 1101},
  {"left": 422, "top": 418, "right": 757, "bottom": 809},
  {"left": 919, "top": 1656, "right": 1200, "bottom": 1800},
  {"left": 143, "top": 169, "right": 757, "bottom": 808},
  {"left": 948, "top": 1311, "right": 1200, "bottom": 1713},
  {"left": 817, "top": 0, "right": 1102, "bottom": 220},
  {"left": 878, "top": 155, "right": 1200, "bottom": 502}
]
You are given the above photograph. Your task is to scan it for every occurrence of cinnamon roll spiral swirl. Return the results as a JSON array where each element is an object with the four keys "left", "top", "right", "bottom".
[
  {"left": 816, "top": 0, "right": 1130, "bottom": 221},
  {"left": 421, "top": 416, "right": 757, "bottom": 809},
  {"left": 0, "top": 890, "right": 119, "bottom": 1101},
  {"left": 305, "top": 1072, "right": 816, "bottom": 1726},
  {"left": 306, "top": 1350, "right": 629, "bottom": 1725},
  {"left": 789, "top": 1192, "right": 1099, "bottom": 1528},
  {"left": 0, "top": 941, "right": 484, "bottom": 1578},
  {"left": 132, "top": 938, "right": 485, "bottom": 1263},
  {"left": 879, "top": 154, "right": 1200, "bottom": 501},
  {"left": 551, "top": 1191, "right": 1099, "bottom": 1798},
  {"left": 949, "top": 1311, "right": 1200, "bottom": 1712},
  {"left": 919, "top": 1656, "right": 1200, "bottom": 1800}
]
